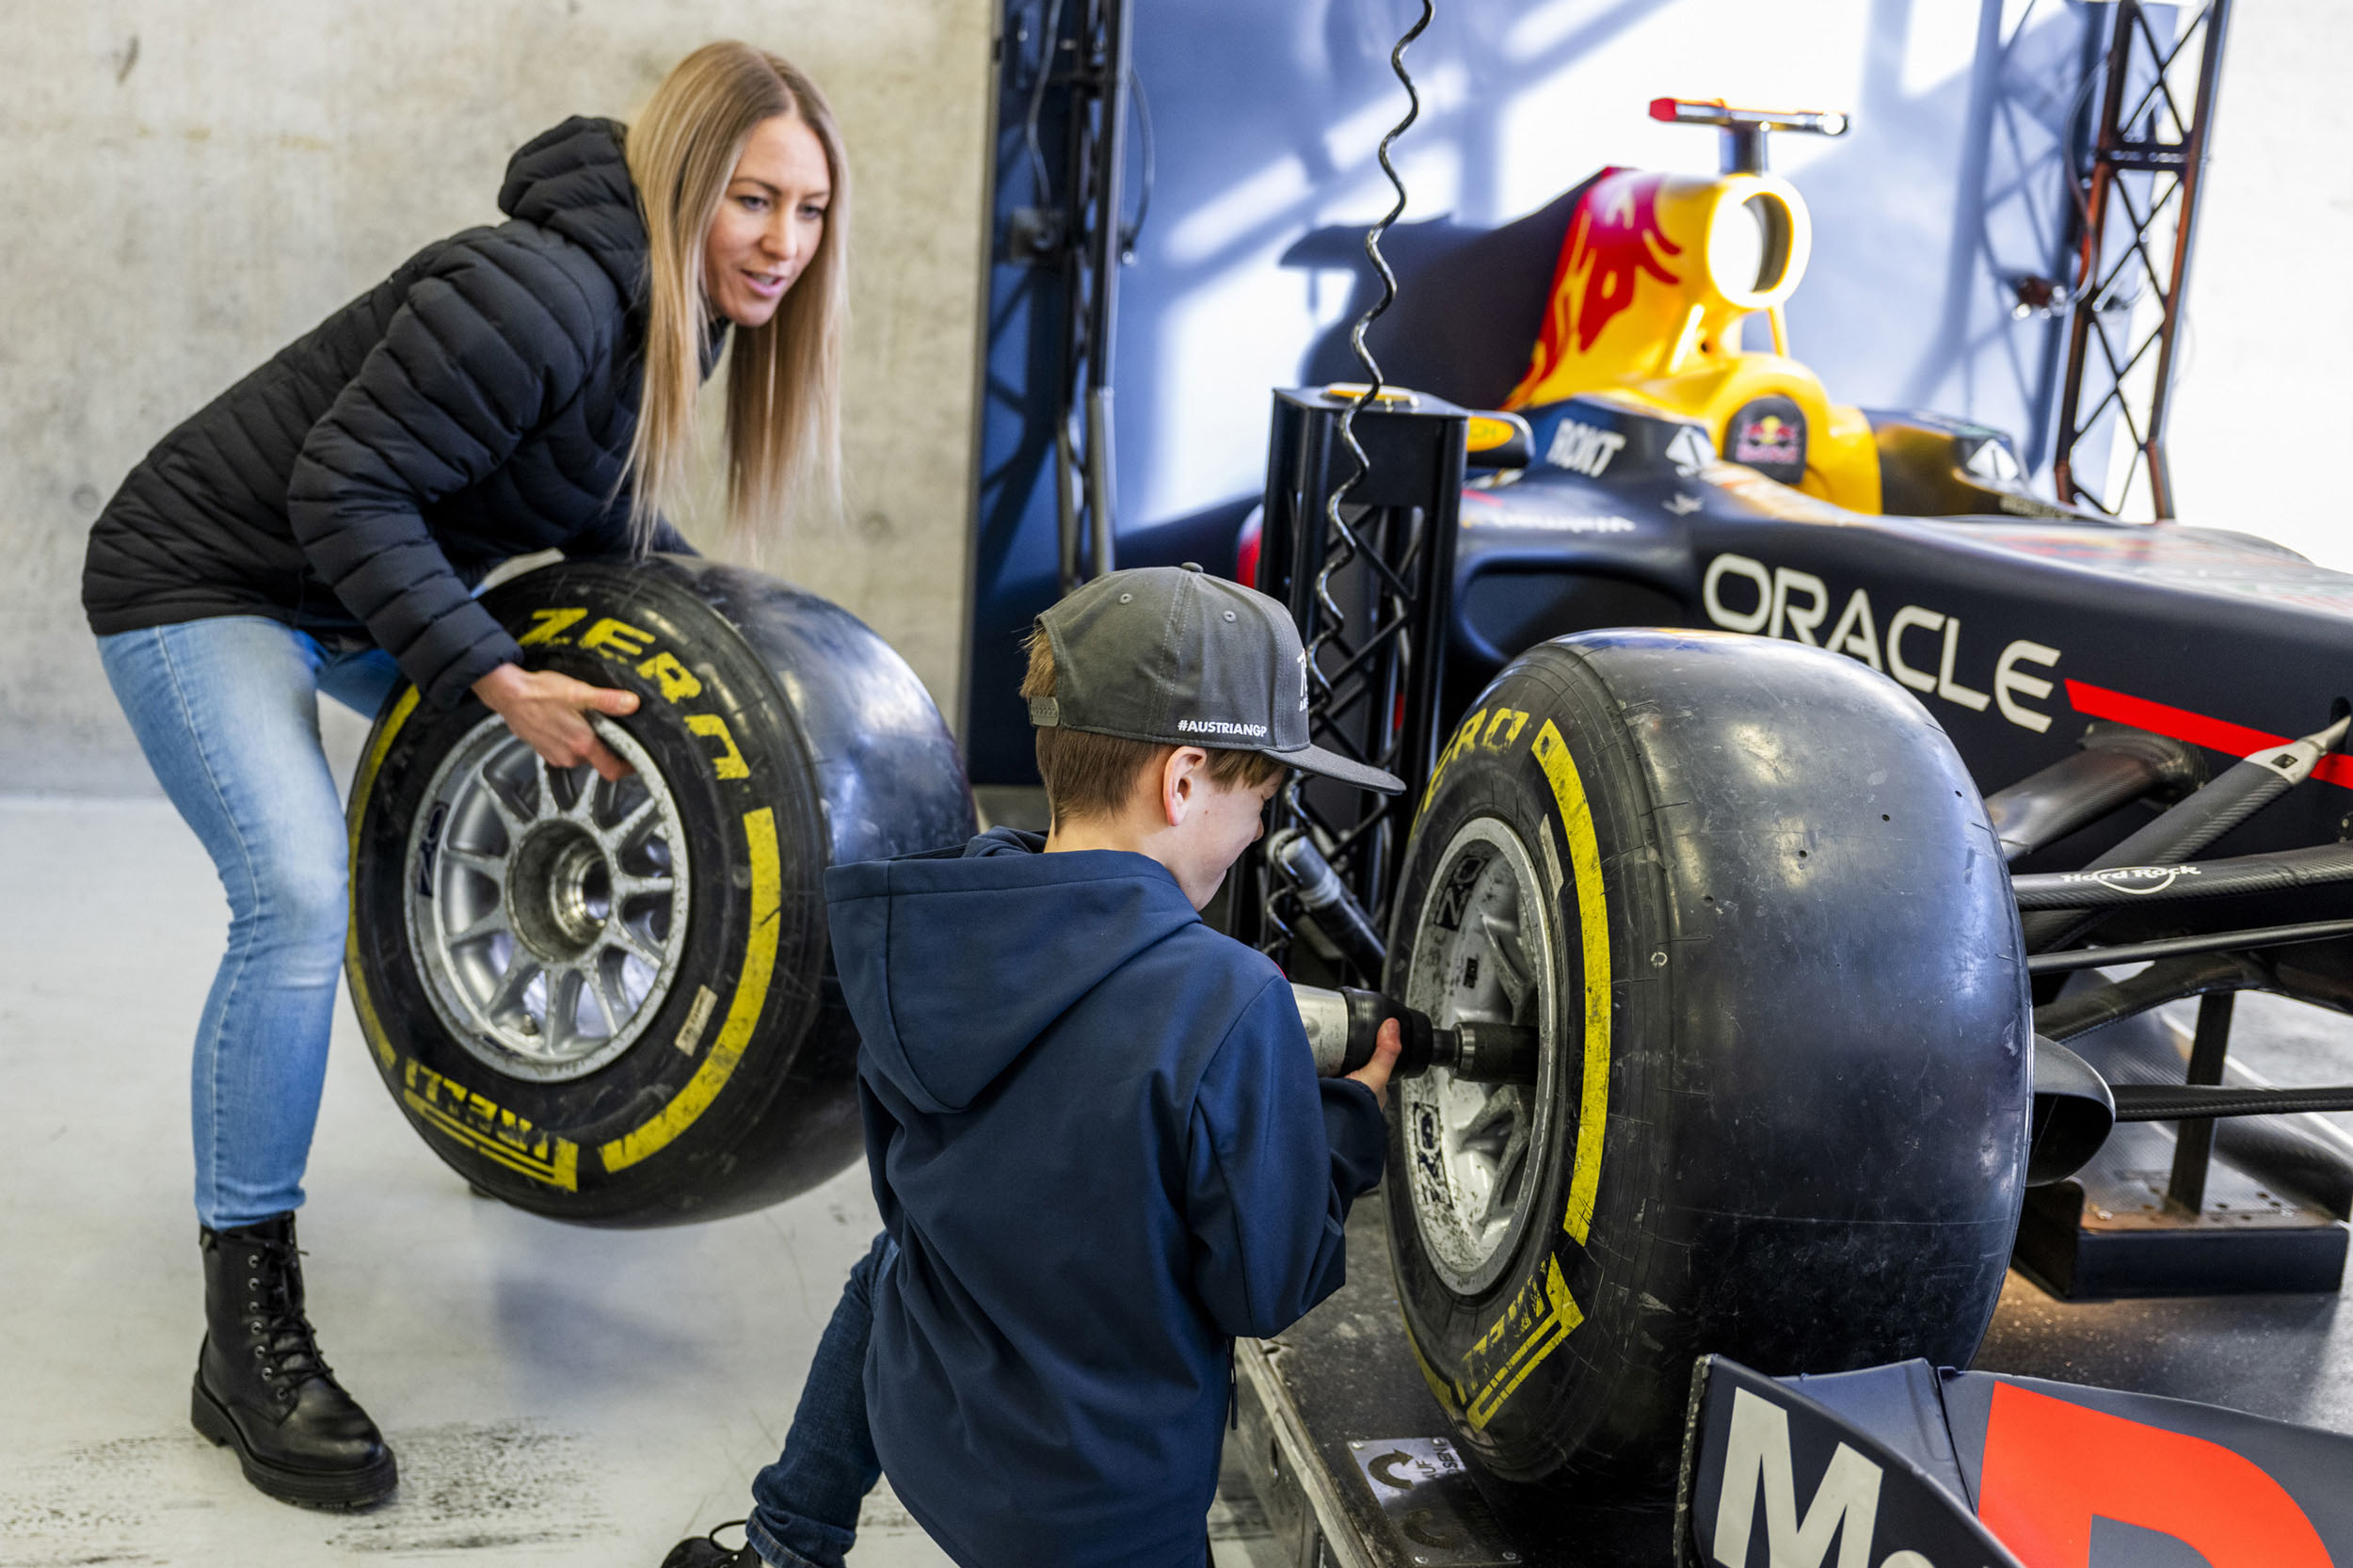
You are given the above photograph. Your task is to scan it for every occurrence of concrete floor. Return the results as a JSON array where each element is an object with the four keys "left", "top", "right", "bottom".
[
  {"left": 0, "top": 793, "right": 937, "bottom": 1567},
  {"left": 0, "top": 787, "right": 1278, "bottom": 1568},
  {"left": 11, "top": 763, "right": 2353, "bottom": 1567}
]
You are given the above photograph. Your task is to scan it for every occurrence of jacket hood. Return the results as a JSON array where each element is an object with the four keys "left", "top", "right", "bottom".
[
  {"left": 498, "top": 117, "right": 646, "bottom": 302},
  {"left": 824, "top": 828, "right": 1204, "bottom": 1114}
]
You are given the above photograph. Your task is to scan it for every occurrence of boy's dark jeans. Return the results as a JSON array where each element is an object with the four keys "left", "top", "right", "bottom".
[
  {"left": 746, "top": 1229, "right": 1213, "bottom": 1568},
  {"left": 745, "top": 1231, "right": 891, "bottom": 1568}
]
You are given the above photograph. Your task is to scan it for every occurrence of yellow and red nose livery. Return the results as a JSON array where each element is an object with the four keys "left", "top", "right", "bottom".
[{"left": 1504, "top": 165, "right": 1881, "bottom": 514}]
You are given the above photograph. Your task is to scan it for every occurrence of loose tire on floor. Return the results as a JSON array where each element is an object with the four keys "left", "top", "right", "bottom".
[
  {"left": 1385, "top": 629, "right": 2028, "bottom": 1490},
  {"left": 346, "top": 557, "right": 974, "bottom": 1225}
]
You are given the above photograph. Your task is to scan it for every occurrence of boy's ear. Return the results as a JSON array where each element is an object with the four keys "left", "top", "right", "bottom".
[{"left": 1159, "top": 745, "right": 1211, "bottom": 827}]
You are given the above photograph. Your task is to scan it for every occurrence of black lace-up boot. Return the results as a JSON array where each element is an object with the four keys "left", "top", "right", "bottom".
[{"left": 191, "top": 1213, "right": 397, "bottom": 1507}]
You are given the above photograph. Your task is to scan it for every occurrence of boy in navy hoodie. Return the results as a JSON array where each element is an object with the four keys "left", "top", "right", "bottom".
[{"left": 665, "top": 565, "right": 1401, "bottom": 1568}]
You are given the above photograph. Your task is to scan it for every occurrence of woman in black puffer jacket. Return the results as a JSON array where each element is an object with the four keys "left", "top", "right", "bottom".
[{"left": 81, "top": 41, "right": 847, "bottom": 1508}]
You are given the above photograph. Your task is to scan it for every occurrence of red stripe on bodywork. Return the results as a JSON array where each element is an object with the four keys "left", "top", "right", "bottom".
[{"left": 2065, "top": 680, "right": 2353, "bottom": 790}]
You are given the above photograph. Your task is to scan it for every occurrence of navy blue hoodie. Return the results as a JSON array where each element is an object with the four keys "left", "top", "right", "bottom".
[{"left": 825, "top": 828, "right": 1386, "bottom": 1568}]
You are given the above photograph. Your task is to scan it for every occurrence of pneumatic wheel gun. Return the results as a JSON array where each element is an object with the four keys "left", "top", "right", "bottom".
[{"left": 1290, "top": 984, "right": 1539, "bottom": 1086}]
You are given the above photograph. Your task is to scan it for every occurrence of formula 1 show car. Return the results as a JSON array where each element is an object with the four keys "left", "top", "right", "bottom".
[{"left": 1205, "top": 96, "right": 2353, "bottom": 1558}]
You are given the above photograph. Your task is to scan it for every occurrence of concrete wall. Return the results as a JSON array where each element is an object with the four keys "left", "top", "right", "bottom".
[{"left": 0, "top": 0, "right": 992, "bottom": 793}]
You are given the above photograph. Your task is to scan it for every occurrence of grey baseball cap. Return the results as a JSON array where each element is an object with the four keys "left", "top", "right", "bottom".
[{"left": 1029, "top": 564, "right": 1406, "bottom": 794}]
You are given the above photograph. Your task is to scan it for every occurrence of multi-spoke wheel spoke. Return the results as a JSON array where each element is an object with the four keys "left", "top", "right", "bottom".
[
  {"left": 605, "top": 794, "right": 658, "bottom": 849},
  {"left": 607, "top": 921, "right": 664, "bottom": 969},
  {"left": 1481, "top": 911, "right": 1531, "bottom": 1010},
  {"left": 591, "top": 968, "right": 631, "bottom": 1035},
  {"left": 546, "top": 970, "right": 584, "bottom": 1053},
  {"left": 447, "top": 907, "right": 508, "bottom": 947},
  {"left": 405, "top": 716, "right": 693, "bottom": 1082},
  {"left": 488, "top": 955, "right": 542, "bottom": 1022},
  {"left": 447, "top": 847, "right": 508, "bottom": 883},
  {"left": 479, "top": 762, "right": 532, "bottom": 839},
  {"left": 1478, "top": 1096, "right": 1532, "bottom": 1229},
  {"left": 1401, "top": 818, "right": 1560, "bottom": 1296},
  {"left": 565, "top": 770, "right": 600, "bottom": 824}
]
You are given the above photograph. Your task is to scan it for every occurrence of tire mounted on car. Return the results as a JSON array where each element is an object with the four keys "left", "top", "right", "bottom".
[
  {"left": 345, "top": 557, "right": 974, "bottom": 1225},
  {"left": 1385, "top": 630, "right": 2030, "bottom": 1489}
]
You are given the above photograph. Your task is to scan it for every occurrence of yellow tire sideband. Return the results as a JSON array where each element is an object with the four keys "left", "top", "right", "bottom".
[
  {"left": 1451, "top": 715, "right": 1614, "bottom": 1431},
  {"left": 599, "top": 807, "right": 780, "bottom": 1173},
  {"left": 1531, "top": 719, "right": 1613, "bottom": 1249}
]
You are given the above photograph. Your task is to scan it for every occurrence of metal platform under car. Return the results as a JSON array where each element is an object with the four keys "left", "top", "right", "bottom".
[
  {"left": 1235, "top": 1198, "right": 1668, "bottom": 1568},
  {"left": 1238, "top": 1150, "right": 2353, "bottom": 1568}
]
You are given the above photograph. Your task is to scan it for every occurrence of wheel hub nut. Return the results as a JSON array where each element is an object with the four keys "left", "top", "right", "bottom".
[{"left": 507, "top": 824, "right": 611, "bottom": 962}]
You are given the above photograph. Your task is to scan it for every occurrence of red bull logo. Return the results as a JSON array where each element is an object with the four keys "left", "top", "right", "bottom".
[{"left": 1734, "top": 414, "right": 1799, "bottom": 465}]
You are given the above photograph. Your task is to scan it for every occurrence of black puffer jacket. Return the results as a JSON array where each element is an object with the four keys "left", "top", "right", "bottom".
[{"left": 83, "top": 117, "right": 698, "bottom": 708}]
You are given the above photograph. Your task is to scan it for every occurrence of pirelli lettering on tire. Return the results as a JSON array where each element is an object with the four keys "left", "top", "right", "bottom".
[
  {"left": 1460, "top": 1256, "right": 1584, "bottom": 1430},
  {"left": 1420, "top": 704, "right": 1532, "bottom": 820},
  {"left": 517, "top": 605, "right": 752, "bottom": 781},
  {"left": 345, "top": 589, "right": 777, "bottom": 1204},
  {"left": 399, "top": 1058, "right": 582, "bottom": 1192},
  {"left": 1426, "top": 714, "right": 1612, "bottom": 1435}
]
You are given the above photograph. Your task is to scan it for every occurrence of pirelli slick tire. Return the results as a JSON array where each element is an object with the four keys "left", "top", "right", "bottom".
[
  {"left": 1385, "top": 630, "right": 2029, "bottom": 1491},
  {"left": 345, "top": 557, "right": 974, "bottom": 1226}
]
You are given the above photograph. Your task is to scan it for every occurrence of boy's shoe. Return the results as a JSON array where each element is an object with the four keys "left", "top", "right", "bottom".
[{"left": 659, "top": 1522, "right": 765, "bottom": 1568}]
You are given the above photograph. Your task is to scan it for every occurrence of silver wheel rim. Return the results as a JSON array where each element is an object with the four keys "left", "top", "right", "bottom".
[
  {"left": 403, "top": 717, "right": 692, "bottom": 1082},
  {"left": 1400, "top": 816, "right": 1561, "bottom": 1296}
]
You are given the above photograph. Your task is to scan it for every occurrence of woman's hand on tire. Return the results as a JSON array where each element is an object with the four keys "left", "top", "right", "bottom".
[
  {"left": 359, "top": 561, "right": 977, "bottom": 1224},
  {"left": 1347, "top": 1017, "right": 1403, "bottom": 1108},
  {"left": 471, "top": 663, "right": 640, "bottom": 780}
]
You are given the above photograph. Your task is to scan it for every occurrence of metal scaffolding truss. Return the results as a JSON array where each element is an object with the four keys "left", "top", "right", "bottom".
[
  {"left": 1230, "top": 391, "right": 1465, "bottom": 978},
  {"left": 2051, "top": 0, "right": 2232, "bottom": 520}
]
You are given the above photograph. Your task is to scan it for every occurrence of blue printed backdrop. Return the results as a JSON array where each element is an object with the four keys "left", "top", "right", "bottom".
[{"left": 968, "top": 0, "right": 2110, "bottom": 781}]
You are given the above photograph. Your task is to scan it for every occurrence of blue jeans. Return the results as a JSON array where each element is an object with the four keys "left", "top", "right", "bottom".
[
  {"left": 747, "top": 1231, "right": 891, "bottom": 1568},
  {"left": 97, "top": 616, "right": 403, "bottom": 1229}
]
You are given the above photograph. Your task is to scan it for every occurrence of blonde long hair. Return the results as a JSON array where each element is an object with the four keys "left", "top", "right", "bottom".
[{"left": 624, "top": 42, "right": 848, "bottom": 548}]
